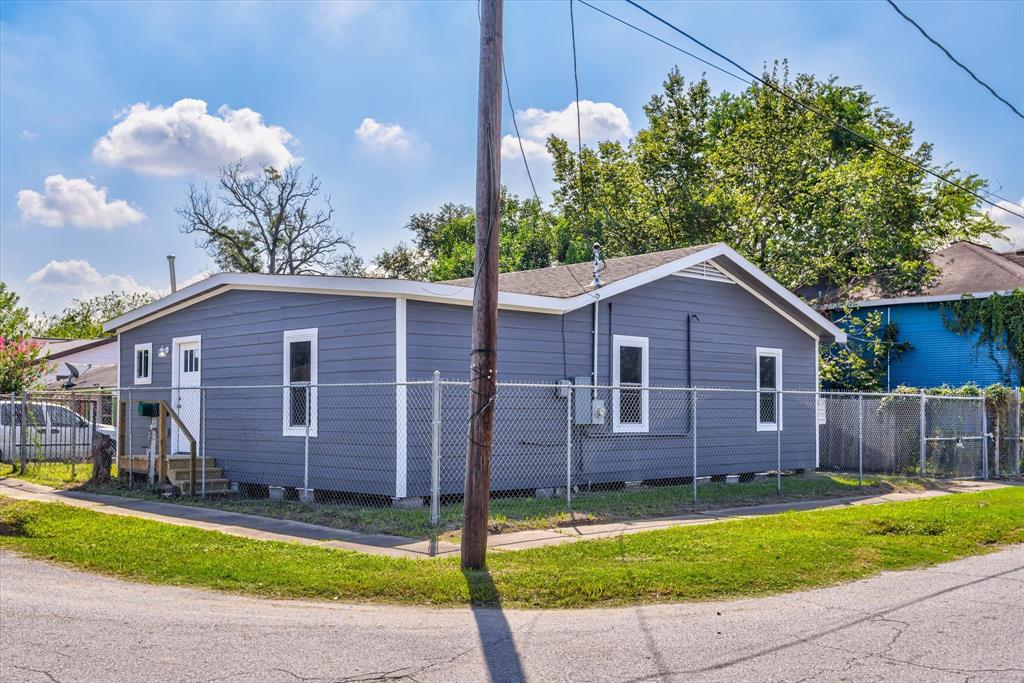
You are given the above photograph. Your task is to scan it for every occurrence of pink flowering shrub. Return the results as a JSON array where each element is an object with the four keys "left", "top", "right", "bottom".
[{"left": 0, "top": 336, "right": 48, "bottom": 393}]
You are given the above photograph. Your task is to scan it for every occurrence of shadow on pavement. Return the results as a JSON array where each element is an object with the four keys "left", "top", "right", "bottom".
[{"left": 464, "top": 568, "right": 525, "bottom": 682}]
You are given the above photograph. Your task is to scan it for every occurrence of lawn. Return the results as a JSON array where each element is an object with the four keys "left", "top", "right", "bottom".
[
  {"left": 1, "top": 461, "right": 112, "bottom": 489},
  {"left": 23, "top": 468, "right": 927, "bottom": 540},
  {"left": 1, "top": 487, "right": 1021, "bottom": 608}
]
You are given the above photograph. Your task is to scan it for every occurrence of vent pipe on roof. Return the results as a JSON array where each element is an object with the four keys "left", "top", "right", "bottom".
[
  {"left": 592, "top": 243, "right": 603, "bottom": 288},
  {"left": 167, "top": 255, "right": 177, "bottom": 293}
]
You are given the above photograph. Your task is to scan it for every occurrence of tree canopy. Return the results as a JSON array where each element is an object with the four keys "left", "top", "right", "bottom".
[
  {"left": 36, "top": 291, "right": 155, "bottom": 339},
  {"left": 376, "top": 65, "right": 999, "bottom": 302}
]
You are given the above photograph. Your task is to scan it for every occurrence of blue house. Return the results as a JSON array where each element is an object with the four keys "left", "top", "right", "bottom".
[
  {"left": 844, "top": 242, "right": 1024, "bottom": 389},
  {"left": 103, "top": 243, "right": 845, "bottom": 501}
]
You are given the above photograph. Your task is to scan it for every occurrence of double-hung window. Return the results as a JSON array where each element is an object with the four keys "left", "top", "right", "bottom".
[
  {"left": 612, "top": 335, "right": 649, "bottom": 433},
  {"left": 283, "top": 328, "right": 318, "bottom": 437},
  {"left": 756, "top": 347, "right": 782, "bottom": 431},
  {"left": 134, "top": 343, "right": 152, "bottom": 385}
]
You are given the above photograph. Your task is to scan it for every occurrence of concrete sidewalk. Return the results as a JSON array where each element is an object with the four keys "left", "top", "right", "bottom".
[{"left": 0, "top": 477, "right": 1007, "bottom": 559}]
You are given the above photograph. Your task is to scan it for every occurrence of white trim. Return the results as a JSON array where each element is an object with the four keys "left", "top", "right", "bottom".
[
  {"left": 282, "top": 328, "right": 318, "bottom": 438},
  {"left": 133, "top": 342, "right": 152, "bottom": 385},
  {"left": 612, "top": 335, "right": 649, "bottom": 433},
  {"left": 170, "top": 335, "right": 202, "bottom": 453},
  {"left": 394, "top": 298, "right": 407, "bottom": 498},
  {"left": 756, "top": 347, "right": 782, "bottom": 432},
  {"left": 101, "top": 245, "right": 847, "bottom": 343},
  {"left": 814, "top": 339, "right": 820, "bottom": 468},
  {"left": 826, "top": 290, "right": 1015, "bottom": 310}
]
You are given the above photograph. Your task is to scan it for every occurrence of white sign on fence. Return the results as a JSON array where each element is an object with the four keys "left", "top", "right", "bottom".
[{"left": 816, "top": 397, "right": 827, "bottom": 425}]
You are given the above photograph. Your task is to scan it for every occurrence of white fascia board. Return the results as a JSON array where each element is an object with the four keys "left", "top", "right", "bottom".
[
  {"left": 701, "top": 246, "right": 848, "bottom": 343},
  {"left": 827, "top": 290, "right": 1010, "bottom": 310},
  {"left": 103, "top": 246, "right": 848, "bottom": 344}
]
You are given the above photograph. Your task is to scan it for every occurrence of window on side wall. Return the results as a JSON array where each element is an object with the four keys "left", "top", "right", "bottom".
[
  {"left": 612, "top": 335, "right": 649, "bottom": 433},
  {"left": 756, "top": 347, "right": 782, "bottom": 431},
  {"left": 134, "top": 343, "right": 152, "bottom": 385},
  {"left": 283, "top": 328, "right": 318, "bottom": 437}
]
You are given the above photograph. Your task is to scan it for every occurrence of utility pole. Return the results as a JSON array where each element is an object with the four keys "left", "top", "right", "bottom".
[{"left": 462, "top": 0, "right": 503, "bottom": 571}]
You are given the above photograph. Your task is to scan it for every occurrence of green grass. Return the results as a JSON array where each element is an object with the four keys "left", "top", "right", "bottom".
[
  {"left": 63, "top": 471, "right": 925, "bottom": 540},
  {"left": 1, "top": 461, "right": 113, "bottom": 489},
  {"left": 2, "top": 487, "right": 1021, "bottom": 608}
]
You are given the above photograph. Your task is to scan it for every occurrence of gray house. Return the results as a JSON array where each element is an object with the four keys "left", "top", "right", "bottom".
[{"left": 104, "top": 243, "right": 846, "bottom": 501}]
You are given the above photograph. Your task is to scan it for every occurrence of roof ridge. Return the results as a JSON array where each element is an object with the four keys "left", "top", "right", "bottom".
[{"left": 959, "top": 241, "right": 1024, "bottom": 278}]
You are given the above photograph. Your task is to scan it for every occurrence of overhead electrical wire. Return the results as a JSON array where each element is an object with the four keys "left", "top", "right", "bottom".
[
  {"left": 886, "top": 0, "right": 1023, "bottom": 121},
  {"left": 583, "top": 0, "right": 1024, "bottom": 219}
]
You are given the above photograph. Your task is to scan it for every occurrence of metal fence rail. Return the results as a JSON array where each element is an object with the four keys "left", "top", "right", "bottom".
[{"left": 2, "top": 382, "right": 1019, "bottom": 529}]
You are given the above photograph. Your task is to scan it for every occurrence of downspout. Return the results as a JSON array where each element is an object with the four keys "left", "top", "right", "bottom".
[
  {"left": 687, "top": 314, "right": 700, "bottom": 387},
  {"left": 592, "top": 299, "right": 599, "bottom": 386}
]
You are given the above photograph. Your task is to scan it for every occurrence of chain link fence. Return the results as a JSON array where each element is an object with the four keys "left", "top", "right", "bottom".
[{"left": 2, "top": 382, "right": 1019, "bottom": 535}]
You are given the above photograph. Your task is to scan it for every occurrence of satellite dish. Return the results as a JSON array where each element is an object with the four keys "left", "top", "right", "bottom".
[{"left": 66, "top": 363, "right": 81, "bottom": 379}]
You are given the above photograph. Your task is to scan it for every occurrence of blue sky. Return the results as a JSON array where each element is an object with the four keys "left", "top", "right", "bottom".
[{"left": 1, "top": 0, "right": 1022, "bottom": 315}]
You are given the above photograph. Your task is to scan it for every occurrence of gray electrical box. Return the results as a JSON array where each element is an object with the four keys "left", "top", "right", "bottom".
[{"left": 571, "top": 377, "right": 606, "bottom": 425}]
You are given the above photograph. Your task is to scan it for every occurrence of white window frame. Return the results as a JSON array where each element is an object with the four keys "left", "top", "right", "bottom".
[
  {"left": 612, "top": 334, "right": 649, "bottom": 433},
  {"left": 756, "top": 347, "right": 783, "bottom": 432},
  {"left": 133, "top": 343, "right": 152, "bottom": 385},
  {"left": 282, "top": 328, "right": 318, "bottom": 437}
]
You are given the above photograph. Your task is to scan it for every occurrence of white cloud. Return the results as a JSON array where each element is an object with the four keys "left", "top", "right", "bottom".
[
  {"left": 500, "top": 134, "right": 552, "bottom": 163},
  {"left": 20, "top": 129, "right": 37, "bottom": 141},
  {"left": 981, "top": 198, "right": 1024, "bottom": 252},
  {"left": 16, "top": 175, "right": 145, "bottom": 230},
  {"left": 354, "top": 117, "right": 417, "bottom": 153},
  {"left": 178, "top": 270, "right": 213, "bottom": 289},
  {"left": 25, "top": 260, "right": 157, "bottom": 314},
  {"left": 518, "top": 100, "right": 632, "bottom": 143},
  {"left": 93, "top": 98, "right": 296, "bottom": 176}
]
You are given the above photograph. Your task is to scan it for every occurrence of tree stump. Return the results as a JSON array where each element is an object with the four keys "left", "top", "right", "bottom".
[{"left": 89, "top": 433, "right": 115, "bottom": 485}]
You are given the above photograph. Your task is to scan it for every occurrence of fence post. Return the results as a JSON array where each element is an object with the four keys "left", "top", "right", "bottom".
[
  {"left": 7, "top": 392, "right": 13, "bottom": 467},
  {"left": 994, "top": 409, "right": 1001, "bottom": 480},
  {"left": 19, "top": 392, "right": 28, "bottom": 476},
  {"left": 691, "top": 388, "right": 698, "bottom": 504},
  {"left": 981, "top": 391, "right": 989, "bottom": 480},
  {"left": 565, "top": 384, "right": 573, "bottom": 510},
  {"left": 200, "top": 387, "right": 206, "bottom": 498},
  {"left": 303, "top": 385, "right": 310, "bottom": 500},
  {"left": 918, "top": 390, "right": 927, "bottom": 477},
  {"left": 1014, "top": 390, "right": 1021, "bottom": 476},
  {"left": 776, "top": 389, "right": 782, "bottom": 495},
  {"left": 430, "top": 371, "right": 441, "bottom": 526},
  {"left": 858, "top": 394, "right": 864, "bottom": 487}
]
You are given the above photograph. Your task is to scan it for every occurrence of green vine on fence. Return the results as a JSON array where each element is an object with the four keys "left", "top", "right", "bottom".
[{"left": 939, "top": 289, "right": 1024, "bottom": 385}]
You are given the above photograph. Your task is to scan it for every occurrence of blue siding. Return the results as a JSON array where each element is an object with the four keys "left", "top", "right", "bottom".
[{"left": 859, "top": 303, "right": 1020, "bottom": 389}]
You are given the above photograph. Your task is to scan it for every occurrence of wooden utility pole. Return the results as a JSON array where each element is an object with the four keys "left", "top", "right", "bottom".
[{"left": 462, "top": 0, "right": 503, "bottom": 571}]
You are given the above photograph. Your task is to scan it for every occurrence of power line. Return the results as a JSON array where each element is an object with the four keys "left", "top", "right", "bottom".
[
  {"left": 610, "top": 0, "right": 1024, "bottom": 219},
  {"left": 576, "top": 0, "right": 746, "bottom": 83},
  {"left": 886, "top": 0, "right": 1023, "bottom": 121},
  {"left": 503, "top": 62, "right": 541, "bottom": 202}
]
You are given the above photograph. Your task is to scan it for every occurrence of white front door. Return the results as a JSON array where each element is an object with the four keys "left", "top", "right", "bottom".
[{"left": 171, "top": 338, "right": 201, "bottom": 454}]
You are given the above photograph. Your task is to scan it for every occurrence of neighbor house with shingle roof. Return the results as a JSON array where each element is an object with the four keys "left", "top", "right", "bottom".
[
  {"left": 840, "top": 241, "right": 1024, "bottom": 389},
  {"left": 101, "top": 243, "right": 844, "bottom": 502}
]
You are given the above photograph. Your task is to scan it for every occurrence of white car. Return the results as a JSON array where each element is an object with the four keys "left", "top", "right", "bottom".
[{"left": 0, "top": 400, "right": 117, "bottom": 462}]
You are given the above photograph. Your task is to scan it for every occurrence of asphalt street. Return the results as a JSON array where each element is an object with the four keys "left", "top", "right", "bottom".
[{"left": 1, "top": 547, "right": 1022, "bottom": 682}]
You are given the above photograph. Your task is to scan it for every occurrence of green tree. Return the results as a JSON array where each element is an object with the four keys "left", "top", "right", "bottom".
[
  {"left": 548, "top": 65, "right": 998, "bottom": 301},
  {"left": 0, "top": 283, "right": 32, "bottom": 340},
  {"left": 38, "top": 291, "right": 155, "bottom": 339},
  {"left": 179, "top": 161, "right": 355, "bottom": 274}
]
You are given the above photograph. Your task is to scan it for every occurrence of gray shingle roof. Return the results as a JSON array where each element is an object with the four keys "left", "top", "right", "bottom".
[
  {"left": 852, "top": 242, "right": 1024, "bottom": 301},
  {"left": 441, "top": 244, "right": 719, "bottom": 298}
]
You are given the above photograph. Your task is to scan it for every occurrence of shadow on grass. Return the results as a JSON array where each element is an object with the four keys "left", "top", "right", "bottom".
[{"left": 463, "top": 568, "right": 525, "bottom": 682}]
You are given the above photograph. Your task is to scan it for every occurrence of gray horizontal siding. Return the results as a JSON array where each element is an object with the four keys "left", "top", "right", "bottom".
[
  {"left": 404, "top": 274, "right": 818, "bottom": 495},
  {"left": 119, "top": 290, "right": 398, "bottom": 495}
]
